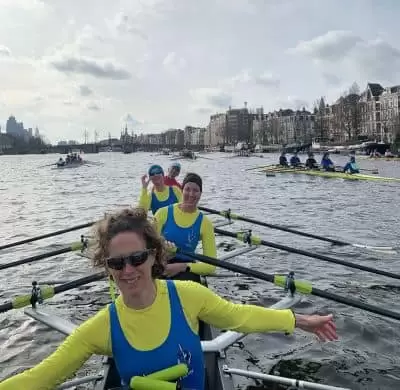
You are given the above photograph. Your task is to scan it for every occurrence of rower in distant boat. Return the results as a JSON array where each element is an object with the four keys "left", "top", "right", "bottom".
[
  {"left": 154, "top": 173, "right": 216, "bottom": 281},
  {"left": 164, "top": 161, "right": 182, "bottom": 189},
  {"left": 139, "top": 164, "right": 182, "bottom": 215},
  {"left": 289, "top": 152, "right": 301, "bottom": 167},
  {"left": 305, "top": 152, "right": 318, "bottom": 169},
  {"left": 57, "top": 157, "right": 65, "bottom": 167},
  {"left": 321, "top": 152, "right": 336, "bottom": 172},
  {"left": 0, "top": 208, "right": 337, "bottom": 390},
  {"left": 279, "top": 151, "right": 288, "bottom": 166},
  {"left": 343, "top": 156, "right": 360, "bottom": 174}
]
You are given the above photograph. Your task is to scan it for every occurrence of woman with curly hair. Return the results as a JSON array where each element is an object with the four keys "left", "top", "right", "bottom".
[{"left": 0, "top": 208, "right": 337, "bottom": 390}]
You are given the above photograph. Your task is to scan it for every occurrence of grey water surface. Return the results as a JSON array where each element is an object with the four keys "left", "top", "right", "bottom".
[{"left": 0, "top": 152, "right": 400, "bottom": 389}]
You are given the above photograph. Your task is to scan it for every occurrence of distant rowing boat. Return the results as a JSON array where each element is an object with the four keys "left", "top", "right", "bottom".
[
  {"left": 261, "top": 166, "right": 400, "bottom": 182},
  {"left": 52, "top": 161, "right": 87, "bottom": 170}
]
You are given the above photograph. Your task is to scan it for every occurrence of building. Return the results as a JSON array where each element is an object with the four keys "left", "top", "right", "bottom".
[
  {"left": 184, "top": 126, "right": 207, "bottom": 146},
  {"left": 207, "top": 113, "right": 226, "bottom": 146},
  {"left": 225, "top": 104, "right": 252, "bottom": 144}
]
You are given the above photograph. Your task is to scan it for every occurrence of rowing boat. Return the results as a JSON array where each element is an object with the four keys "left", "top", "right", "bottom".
[
  {"left": 22, "top": 244, "right": 349, "bottom": 390},
  {"left": 18, "top": 218, "right": 349, "bottom": 389},
  {"left": 261, "top": 166, "right": 400, "bottom": 182},
  {"left": 52, "top": 161, "right": 87, "bottom": 170}
]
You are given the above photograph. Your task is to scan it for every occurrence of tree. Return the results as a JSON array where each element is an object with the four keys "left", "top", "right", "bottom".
[
  {"left": 313, "top": 97, "right": 328, "bottom": 140},
  {"left": 348, "top": 81, "right": 360, "bottom": 95}
]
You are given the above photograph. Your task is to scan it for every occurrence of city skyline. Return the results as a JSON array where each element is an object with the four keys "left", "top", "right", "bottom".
[{"left": 1, "top": 0, "right": 400, "bottom": 143}]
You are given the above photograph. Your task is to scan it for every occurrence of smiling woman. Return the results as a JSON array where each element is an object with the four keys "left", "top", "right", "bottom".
[
  {"left": 154, "top": 172, "right": 217, "bottom": 279},
  {"left": 0, "top": 207, "right": 337, "bottom": 390}
]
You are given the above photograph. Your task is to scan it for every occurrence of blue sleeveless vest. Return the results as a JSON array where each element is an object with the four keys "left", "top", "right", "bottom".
[
  {"left": 109, "top": 280, "right": 204, "bottom": 389},
  {"left": 150, "top": 186, "right": 178, "bottom": 215},
  {"left": 162, "top": 205, "right": 203, "bottom": 263}
]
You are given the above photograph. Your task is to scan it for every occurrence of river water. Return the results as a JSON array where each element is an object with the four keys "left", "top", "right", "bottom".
[{"left": 0, "top": 152, "right": 400, "bottom": 389}]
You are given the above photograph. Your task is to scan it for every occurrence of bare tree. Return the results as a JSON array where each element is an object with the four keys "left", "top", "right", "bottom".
[{"left": 348, "top": 81, "right": 360, "bottom": 95}]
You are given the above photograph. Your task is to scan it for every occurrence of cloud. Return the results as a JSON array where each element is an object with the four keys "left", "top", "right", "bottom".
[
  {"left": 190, "top": 87, "right": 232, "bottom": 113},
  {"left": 0, "top": 45, "right": 11, "bottom": 57},
  {"left": 87, "top": 102, "right": 100, "bottom": 111},
  {"left": 322, "top": 73, "right": 342, "bottom": 86},
  {"left": 121, "top": 113, "right": 143, "bottom": 126},
  {"left": 113, "top": 11, "right": 148, "bottom": 39},
  {"left": 79, "top": 85, "right": 93, "bottom": 96},
  {"left": 49, "top": 54, "right": 132, "bottom": 80},
  {"left": 225, "top": 69, "right": 280, "bottom": 88},
  {"left": 288, "top": 30, "right": 400, "bottom": 84},
  {"left": 254, "top": 72, "right": 280, "bottom": 88},
  {"left": 162, "top": 52, "right": 186, "bottom": 73}
]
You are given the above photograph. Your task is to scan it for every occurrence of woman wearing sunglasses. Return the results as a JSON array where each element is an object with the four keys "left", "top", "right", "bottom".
[
  {"left": 139, "top": 164, "right": 182, "bottom": 215},
  {"left": 154, "top": 173, "right": 216, "bottom": 279},
  {"left": 0, "top": 207, "right": 337, "bottom": 390}
]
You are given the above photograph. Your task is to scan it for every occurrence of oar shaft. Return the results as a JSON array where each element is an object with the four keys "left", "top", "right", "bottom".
[
  {"left": 215, "top": 228, "right": 400, "bottom": 281},
  {"left": 178, "top": 250, "right": 400, "bottom": 321},
  {"left": 199, "top": 207, "right": 347, "bottom": 246},
  {"left": 0, "top": 222, "right": 94, "bottom": 251},
  {"left": 0, "top": 271, "right": 105, "bottom": 313},
  {"left": 0, "top": 242, "right": 83, "bottom": 271}
]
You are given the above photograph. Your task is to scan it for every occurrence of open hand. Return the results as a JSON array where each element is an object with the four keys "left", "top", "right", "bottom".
[
  {"left": 295, "top": 314, "right": 337, "bottom": 342},
  {"left": 141, "top": 174, "right": 150, "bottom": 189}
]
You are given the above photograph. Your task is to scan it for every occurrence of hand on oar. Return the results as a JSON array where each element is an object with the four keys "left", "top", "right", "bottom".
[{"left": 295, "top": 313, "right": 337, "bottom": 341}]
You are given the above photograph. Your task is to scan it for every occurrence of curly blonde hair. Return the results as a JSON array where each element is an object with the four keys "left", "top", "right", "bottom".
[{"left": 92, "top": 207, "right": 166, "bottom": 277}]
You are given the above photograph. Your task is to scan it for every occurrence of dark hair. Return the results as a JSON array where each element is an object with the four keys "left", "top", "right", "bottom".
[
  {"left": 182, "top": 172, "right": 202, "bottom": 192},
  {"left": 92, "top": 207, "right": 166, "bottom": 277}
]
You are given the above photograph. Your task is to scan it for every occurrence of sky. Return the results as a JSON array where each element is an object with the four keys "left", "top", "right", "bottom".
[{"left": 1, "top": 0, "right": 400, "bottom": 144}]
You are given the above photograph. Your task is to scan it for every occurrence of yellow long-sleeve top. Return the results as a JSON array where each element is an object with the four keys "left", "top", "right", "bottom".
[
  {"left": 0, "top": 280, "right": 295, "bottom": 390},
  {"left": 154, "top": 204, "right": 217, "bottom": 275},
  {"left": 138, "top": 185, "right": 182, "bottom": 213}
]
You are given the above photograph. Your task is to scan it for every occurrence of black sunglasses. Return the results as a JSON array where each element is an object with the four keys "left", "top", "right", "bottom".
[{"left": 106, "top": 250, "right": 153, "bottom": 270}]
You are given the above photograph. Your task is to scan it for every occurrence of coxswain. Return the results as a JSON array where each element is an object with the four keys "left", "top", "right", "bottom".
[
  {"left": 289, "top": 152, "right": 301, "bottom": 167},
  {"left": 279, "top": 151, "right": 288, "bottom": 166},
  {"left": 154, "top": 173, "right": 216, "bottom": 280},
  {"left": 320, "top": 152, "right": 335, "bottom": 172},
  {"left": 139, "top": 164, "right": 182, "bottom": 215},
  {"left": 0, "top": 208, "right": 337, "bottom": 390},
  {"left": 164, "top": 162, "right": 182, "bottom": 189},
  {"left": 343, "top": 156, "right": 360, "bottom": 174},
  {"left": 305, "top": 152, "right": 318, "bottom": 169}
]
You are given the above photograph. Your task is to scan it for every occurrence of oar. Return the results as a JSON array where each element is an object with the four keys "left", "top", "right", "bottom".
[
  {"left": 0, "top": 271, "right": 105, "bottom": 313},
  {"left": 245, "top": 164, "right": 276, "bottom": 171},
  {"left": 174, "top": 249, "right": 400, "bottom": 321},
  {"left": 38, "top": 163, "right": 57, "bottom": 168},
  {"left": 199, "top": 206, "right": 395, "bottom": 252},
  {"left": 0, "top": 241, "right": 84, "bottom": 271},
  {"left": 213, "top": 227, "right": 400, "bottom": 281},
  {"left": 0, "top": 224, "right": 94, "bottom": 250}
]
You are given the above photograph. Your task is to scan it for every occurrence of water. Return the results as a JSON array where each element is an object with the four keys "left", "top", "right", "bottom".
[{"left": 0, "top": 152, "right": 400, "bottom": 389}]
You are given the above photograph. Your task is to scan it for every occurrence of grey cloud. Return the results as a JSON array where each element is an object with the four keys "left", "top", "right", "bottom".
[
  {"left": 322, "top": 73, "right": 341, "bottom": 86},
  {"left": 87, "top": 102, "right": 100, "bottom": 111},
  {"left": 190, "top": 87, "right": 232, "bottom": 113},
  {"left": 79, "top": 85, "right": 93, "bottom": 96},
  {"left": 50, "top": 55, "right": 131, "bottom": 80},
  {"left": 288, "top": 30, "right": 362, "bottom": 62}
]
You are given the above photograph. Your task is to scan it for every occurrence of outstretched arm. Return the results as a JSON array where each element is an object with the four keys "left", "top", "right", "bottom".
[{"left": 0, "top": 310, "right": 110, "bottom": 390}]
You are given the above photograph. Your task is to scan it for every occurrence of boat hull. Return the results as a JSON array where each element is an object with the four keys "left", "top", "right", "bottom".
[{"left": 262, "top": 167, "right": 400, "bottom": 182}]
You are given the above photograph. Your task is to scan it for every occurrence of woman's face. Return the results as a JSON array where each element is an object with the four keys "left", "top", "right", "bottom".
[
  {"left": 107, "top": 231, "right": 155, "bottom": 296},
  {"left": 150, "top": 173, "right": 164, "bottom": 187},
  {"left": 182, "top": 182, "right": 201, "bottom": 207}
]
